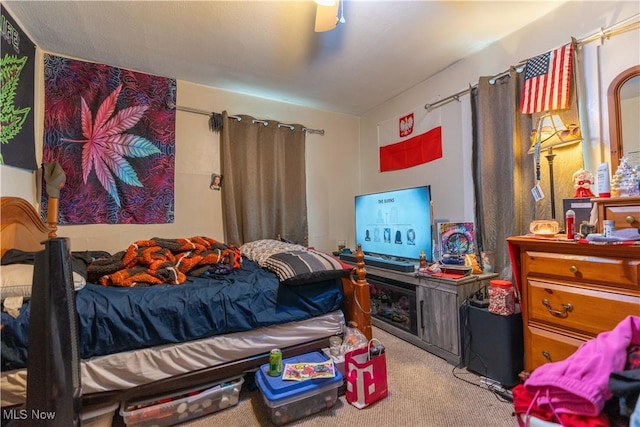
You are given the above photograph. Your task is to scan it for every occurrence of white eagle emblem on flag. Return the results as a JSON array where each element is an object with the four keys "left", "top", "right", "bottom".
[{"left": 399, "top": 113, "right": 414, "bottom": 138}]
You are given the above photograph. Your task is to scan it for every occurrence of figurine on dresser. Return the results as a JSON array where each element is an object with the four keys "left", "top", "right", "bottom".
[
  {"left": 610, "top": 157, "right": 640, "bottom": 197},
  {"left": 572, "top": 168, "right": 596, "bottom": 198}
]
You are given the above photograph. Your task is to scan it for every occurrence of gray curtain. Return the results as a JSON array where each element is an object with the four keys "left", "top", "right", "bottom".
[
  {"left": 219, "top": 111, "right": 308, "bottom": 246},
  {"left": 472, "top": 72, "right": 535, "bottom": 280}
]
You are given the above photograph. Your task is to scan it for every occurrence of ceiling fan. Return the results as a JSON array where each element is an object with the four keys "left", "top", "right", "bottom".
[{"left": 314, "top": 0, "right": 346, "bottom": 32}]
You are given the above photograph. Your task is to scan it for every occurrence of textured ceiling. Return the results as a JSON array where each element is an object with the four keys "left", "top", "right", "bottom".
[{"left": 3, "top": 1, "right": 568, "bottom": 116}]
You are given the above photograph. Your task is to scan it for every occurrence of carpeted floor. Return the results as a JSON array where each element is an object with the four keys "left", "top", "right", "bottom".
[{"left": 178, "top": 326, "right": 518, "bottom": 427}]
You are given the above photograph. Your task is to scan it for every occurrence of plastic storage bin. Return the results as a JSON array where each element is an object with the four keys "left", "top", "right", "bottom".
[
  {"left": 255, "top": 351, "right": 343, "bottom": 425},
  {"left": 120, "top": 376, "right": 244, "bottom": 427}
]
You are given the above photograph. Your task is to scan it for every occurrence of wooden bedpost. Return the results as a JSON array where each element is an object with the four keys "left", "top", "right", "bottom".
[
  {"left": 341, "top": 244, "right": 372, "bottom": 340},
  {"left": 47, "top": 196, "right": 59, "bottom": 238}
]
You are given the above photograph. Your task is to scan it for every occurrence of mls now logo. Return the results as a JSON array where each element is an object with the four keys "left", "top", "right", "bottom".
[
  {"left": 399, "top": 113, "right": 414, "bottom": 138},
  {"left": 2, "top": 408, "right": 56, "bottom": 420}
]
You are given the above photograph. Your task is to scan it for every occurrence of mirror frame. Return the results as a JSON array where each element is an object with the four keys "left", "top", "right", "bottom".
[{"left": 608, "top": 64, "right": 640, "bottom": 172}]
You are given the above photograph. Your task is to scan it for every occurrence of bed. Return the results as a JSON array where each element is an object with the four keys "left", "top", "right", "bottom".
[{"left": 0, "top": 196, "right": 372, "bottom": 420}]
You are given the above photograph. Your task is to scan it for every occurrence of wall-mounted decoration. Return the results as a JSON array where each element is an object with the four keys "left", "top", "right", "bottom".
[
  {"left": 42, "top": 54, "right": 176, "bottom": 224},
  {"left": 210, "top": 173, "right": 223, "bottom": 191},
  {"left": 520, "top": 42, "right": 573, "bottom": 114},
  {"left": 0, "top": 5, "right": 36, "bottom": 170},
  {"left": 438, "top": 222, "right": 476, "bottom": 260},
  {"left": 377, "top": 106, "right": 442, "bottom": 172}
]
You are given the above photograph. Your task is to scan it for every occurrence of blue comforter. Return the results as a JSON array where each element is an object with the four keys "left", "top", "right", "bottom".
[{"left": 1, "top": 259, "right": 343, "bottom": 371}]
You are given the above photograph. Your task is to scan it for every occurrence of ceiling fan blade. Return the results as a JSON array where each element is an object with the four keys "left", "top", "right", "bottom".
[{"left": 315, "top": 1, "right": 339, "bottom": 32}]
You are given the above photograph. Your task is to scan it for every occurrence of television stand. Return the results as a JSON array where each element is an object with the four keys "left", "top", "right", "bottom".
[
  {"left": 339, "top": 252, "right": 415, "bottom": 273},
  {"left": 341, "top": 260, "right": 497, "bottom": 366}
]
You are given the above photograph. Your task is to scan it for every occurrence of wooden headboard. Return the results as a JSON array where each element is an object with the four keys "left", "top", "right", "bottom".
[{"left": 0, "top": 197, "right": 50, "bottom": 258}]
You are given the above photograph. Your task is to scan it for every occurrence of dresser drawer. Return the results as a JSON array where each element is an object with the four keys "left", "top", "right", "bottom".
[
  {"left": 528, "top": 280, "right": 640, "bottom": 336},
  {"left": 525, "top": 250, "right": 640, "bottom": 291},
  {"left": 527, "top": 326, "right": 583, "bottom": 371},
  {"left": 604, "top": 204, "right": 640, "bottom": 229},
  {"left": 508, "top": 236, "right": 640, "bottom": 375}
]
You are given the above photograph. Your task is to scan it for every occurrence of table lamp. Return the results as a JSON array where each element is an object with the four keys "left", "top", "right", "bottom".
[{"left": 529, "top": 112, "right": 582, "bottom": 219}]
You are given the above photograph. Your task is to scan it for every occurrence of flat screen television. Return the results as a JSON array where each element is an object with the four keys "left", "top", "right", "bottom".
[{"left": 354, "top": 185, "right": 432, "bottom": 262}]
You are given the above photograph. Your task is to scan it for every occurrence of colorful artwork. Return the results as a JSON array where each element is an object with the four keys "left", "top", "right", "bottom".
[
  {"left": 438, "top": 222, "right": 476, "bottom": 256},
  {"left": 282, "top": 360, "right": 336, "bottom": 381},
  {"left": 0, "top": 6, "right": 37, "bottom": 170},
  {"left": 42, "top": 54, "right": 176, "bottom": 224}
]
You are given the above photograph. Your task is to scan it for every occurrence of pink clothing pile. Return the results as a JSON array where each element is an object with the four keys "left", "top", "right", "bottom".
[{"left": 515, "top": 315, "right": 640, "bottom": 426}]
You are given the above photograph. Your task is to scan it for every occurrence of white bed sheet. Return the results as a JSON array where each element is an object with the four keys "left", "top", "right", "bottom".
[{"left": 1, "top": 310, "right": 345, "bottom": 407}]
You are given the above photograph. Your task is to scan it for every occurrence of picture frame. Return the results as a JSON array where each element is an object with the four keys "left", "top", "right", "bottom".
[
  {"left": 210, "top": 173, "right": 223, "bottom": 191},
  {"left": 438, "top": 222, "right": 476, "bottom": 257}
]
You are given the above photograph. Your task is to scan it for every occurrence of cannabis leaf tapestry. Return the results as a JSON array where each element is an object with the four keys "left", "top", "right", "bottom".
[
  {"left": 42, "top": 54, "right": 176, "bottom": 224},
  {"left": 1, "top": 6, "right": 37, "bottom": 170}
]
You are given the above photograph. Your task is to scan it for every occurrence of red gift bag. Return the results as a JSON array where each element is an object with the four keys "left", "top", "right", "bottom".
[{"left": 345, "top": 339, "right": 388, "bottom": 409}]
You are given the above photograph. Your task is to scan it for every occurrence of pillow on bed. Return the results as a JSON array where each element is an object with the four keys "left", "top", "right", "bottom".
[
  {"left": 1, "top": 264, "right": 86, "bottom": 300},
  {"left": 240, "top": 239, "right": 307, "bottom": 266},
  {"left": 263, "top": 250, "right": 351, "bottom": 285}
]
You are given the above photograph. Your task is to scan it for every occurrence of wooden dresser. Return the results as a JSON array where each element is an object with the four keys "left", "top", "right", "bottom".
[
  {"left": 507, "top": 236, "right": 640, "bottom": 373},
  {"left": 591, "top": 196, "right": 640, "bottom": 233}
]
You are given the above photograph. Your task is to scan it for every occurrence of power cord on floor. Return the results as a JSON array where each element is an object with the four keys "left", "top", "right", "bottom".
[{"left": 451, "top": 365, "right": 513, "bottom": 403}]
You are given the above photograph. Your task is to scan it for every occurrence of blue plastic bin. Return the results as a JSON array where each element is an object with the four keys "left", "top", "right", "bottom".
[{"left": 255, "top": 351, "right": 343, "bottom": 425}]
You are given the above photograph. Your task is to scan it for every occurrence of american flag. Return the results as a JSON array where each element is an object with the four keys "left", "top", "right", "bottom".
[{"left": 520, "top": 43, "right": 573, "bottom": 114}]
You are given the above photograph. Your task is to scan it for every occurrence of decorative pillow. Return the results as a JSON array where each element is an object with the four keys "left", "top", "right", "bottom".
[
  {"left": 240, "top": 239, "right": 307, "bottom": 266},
  {"left": 1, "top": 264, "right": 87, "bottom": 300},
  {"left": 264, "top": 250, "right": 351, "bottom": 285}
]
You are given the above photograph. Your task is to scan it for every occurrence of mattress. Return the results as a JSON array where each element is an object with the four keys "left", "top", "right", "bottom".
[
  {"left": 1, "top": 310, "right": 345, "bottom": 407},
  {"left": 1, "top": 258, "right": 344, "bottom": 371}
]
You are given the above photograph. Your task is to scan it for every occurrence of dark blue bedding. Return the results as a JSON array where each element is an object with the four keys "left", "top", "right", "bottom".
[{"left": 1, "top": 259, "right": 343, "bottom": 372}]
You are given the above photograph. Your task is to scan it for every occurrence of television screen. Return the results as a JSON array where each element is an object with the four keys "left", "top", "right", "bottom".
[{"left": 355, "top": 185, "right": 432, "bottom": 261}]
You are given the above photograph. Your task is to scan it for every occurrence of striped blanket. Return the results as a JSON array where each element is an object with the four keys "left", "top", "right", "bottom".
[{"left": 87, "top": 237, "right": 242, "bottom": 287}]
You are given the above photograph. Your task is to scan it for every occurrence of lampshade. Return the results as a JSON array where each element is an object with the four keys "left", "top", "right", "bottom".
[
  {"left": 315, "top": 0, "right": 339, "bottom": 32},
  {"left": 528, "top": 112, "right": 582, "bottom": 154}
]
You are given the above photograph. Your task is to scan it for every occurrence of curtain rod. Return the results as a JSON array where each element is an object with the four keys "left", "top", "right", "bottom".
[
  {"left": 424, "top": 86, "right": 473, "bottom": 111},
  {"left": 424, "top": 13, "right": 640, "bottom": 111},
  {"left": 424, "top": 63, "right": 530, "bottom": 110},
  {"left": 577, "top": 13, "right": 639, "bottom": 45},
  {"left": 171, "top": 104, "right": 325, "bottom": 135}
]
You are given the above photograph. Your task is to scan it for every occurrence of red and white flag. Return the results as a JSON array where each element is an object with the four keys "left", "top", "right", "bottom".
[
  {"left": 377, "top": 107, "right": 442, "bottom": 172},
  {"left": 520, "top": 43, "right": 573, "bottom": 114}
]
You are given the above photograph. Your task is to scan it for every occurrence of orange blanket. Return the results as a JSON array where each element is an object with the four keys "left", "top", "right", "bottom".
[{"left": 87, "top": 236, "right": 242, "bottom": 287}]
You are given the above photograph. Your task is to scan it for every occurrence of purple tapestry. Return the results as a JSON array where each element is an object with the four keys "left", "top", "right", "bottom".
[{"left": 42, "top": 54, "right": 176, "bottom": 224}]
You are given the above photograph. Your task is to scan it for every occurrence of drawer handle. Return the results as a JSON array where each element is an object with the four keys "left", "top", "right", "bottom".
[
  {"left": 542, "top": 350, "right": 552, "bottom": 362},
  {"left": 569, "top": 265, "right": 578, "bottom": 273},
  {"left": 542, "top": 299, "right": 573, "bottom": 318},
  {"left": 627, "top": 215, "right": 636, "bottom": 224}
]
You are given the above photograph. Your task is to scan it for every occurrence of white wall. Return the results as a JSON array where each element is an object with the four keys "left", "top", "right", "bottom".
[
  {"left": 1, "top": 75, "right": 360, "bottom": 254},
  {"left": 2, "top": 1, "right": 638, "bottom": 255},
  {"left": 359, "top": 1, "right": 639, "bottom": 228}
]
